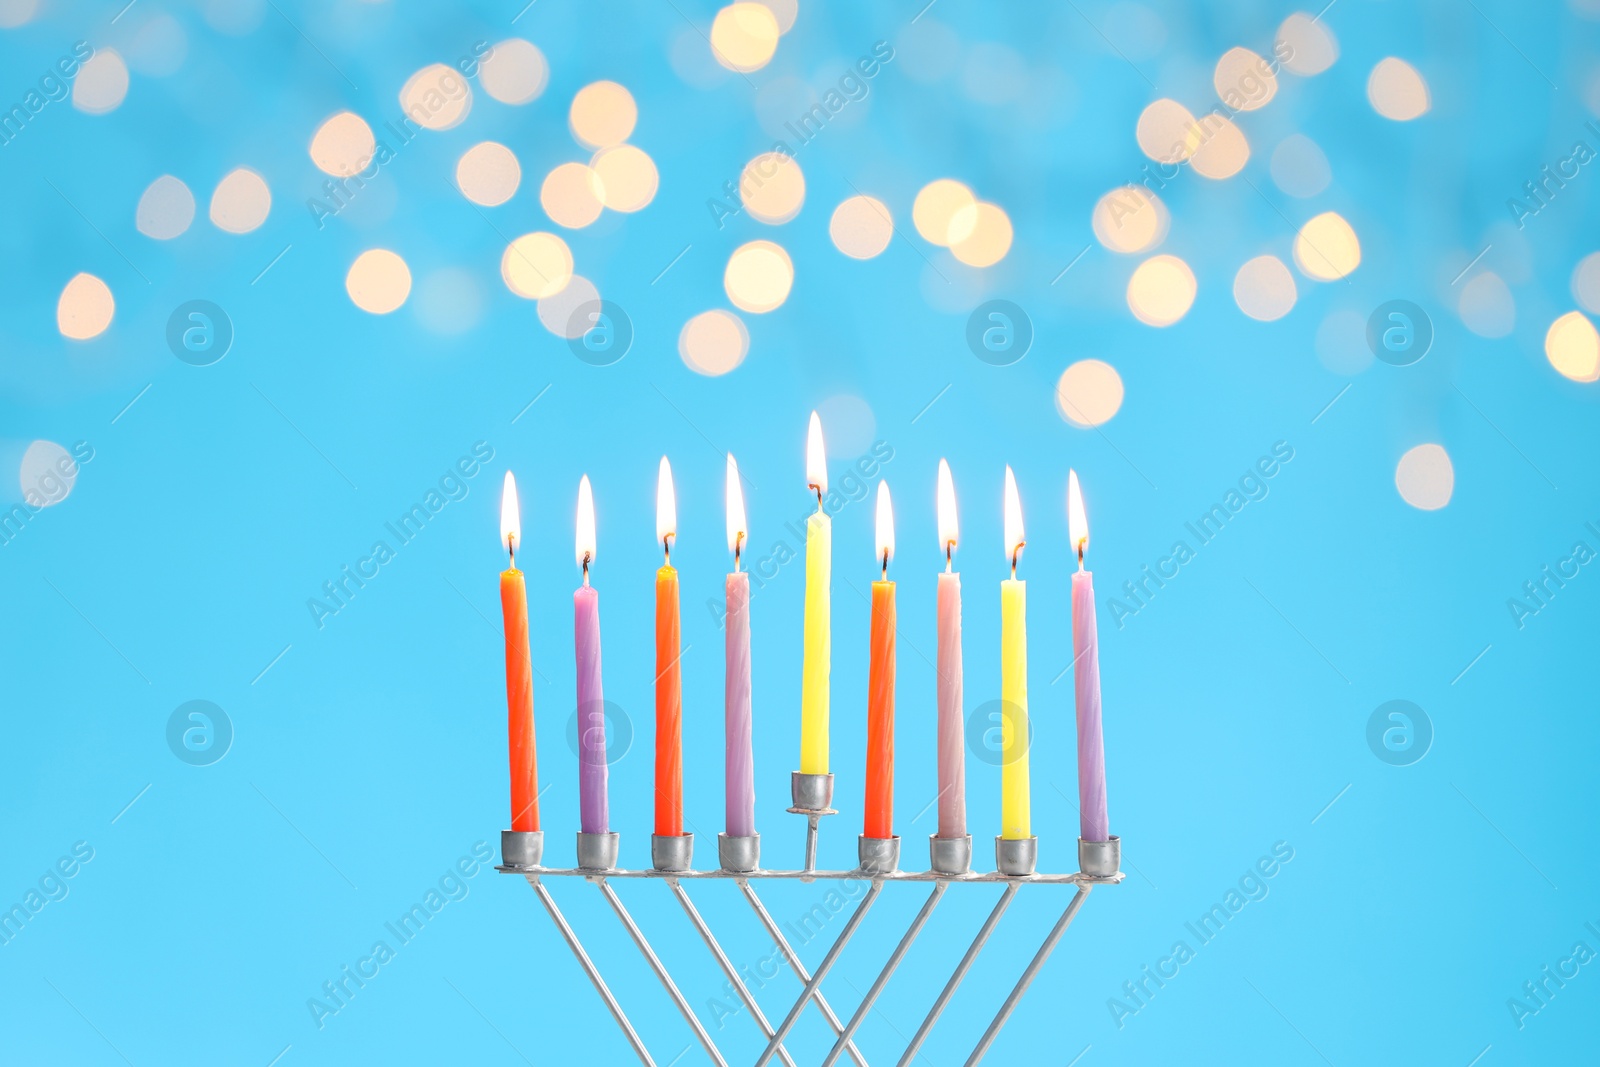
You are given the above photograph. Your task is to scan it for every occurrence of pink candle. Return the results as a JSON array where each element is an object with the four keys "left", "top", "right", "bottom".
[
  {"left": 726, "top": 572, "right": 755, "bottom": 836},
  {"left": 1069, "top": 471, "right": 1108, "bottom": 842},
  {"left": 936, "top": 574, "right": 965, "bottom": 837},
  {"left": 575, "top": 475, "right": 609, "bottom": 835},
  {"left": 725, "top": 455, "right": 755, "bottom": 837},
  {"left": 934, "top": 460, "right": 966, "bottom": 839}
]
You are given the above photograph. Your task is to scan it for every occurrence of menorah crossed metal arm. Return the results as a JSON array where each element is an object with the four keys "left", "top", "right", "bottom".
[{"left": 497, "top": 772, "right": 1121, "bottom": 1066}]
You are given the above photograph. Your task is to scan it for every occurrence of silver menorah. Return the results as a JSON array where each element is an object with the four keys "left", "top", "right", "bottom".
[{"left": 498, "top": 770, "right": 1122, "bottom": 1066}]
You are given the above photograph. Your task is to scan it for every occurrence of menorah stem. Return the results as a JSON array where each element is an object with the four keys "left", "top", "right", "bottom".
[
  {"left": 666, "top": 878, "right": 798, "bottom": 1067},
  {"left": 964, "top": 886, "right": 1092, "bottom": 1066},
  {"left": 736, "top": 879, "right": 868, "bottom": 1067},
  {"left": 596, "top": 878, "right": 730, "bottom": 1067},
  {"left": 896, "top": 883, "right": 1019, "bottom": 1067},
  {"left": 752, "top": 881, "right": 884, "bottom": 1067},
  {"left": 529, "top": 877, "right": 656, "bottom": 1067},
  {"left": 804, "top": 813, "right": 820, "bottom": 875},
  {"left": 820, "top": 882, "right": 947, "bottom": 1067}
]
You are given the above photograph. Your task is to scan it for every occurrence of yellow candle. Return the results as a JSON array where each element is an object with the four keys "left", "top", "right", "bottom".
[
  {"left": 800, "top": 412, "right": 831, "bottom": 774},
  {"left": 1000, "top": 466, "right": 1030, "bottom": 840},
  {"left": 1000, "top": 577, "right": 1029, "bottom": 838}
]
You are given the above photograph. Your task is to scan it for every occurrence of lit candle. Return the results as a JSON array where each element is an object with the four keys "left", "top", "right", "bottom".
[
  {"left": 574, "top": 474, "right": 608, "bottom": 835},
  {"left": 935, "top": 459, "right": 965, "bottom": 840},
  {"left": 799, "top": 411, "right": 831, "bottom": 775},
  {"left": 725, "top": 454, "right": 756, "bottom": 838},
  {"left": 864, "top": 481, "right": 896, "bottom": 840},
  {"left": 1000, "top": 466, "right": 1030, "bottom": 841},
  {"left": 654, "top": 458, "right": 684, "bottom": 838},
  {"left": 1069, "top": 471, "right": 1109, "bottom": 842},
  {"left": 500, "top": 473, "right": 540, "bottom": 832}
]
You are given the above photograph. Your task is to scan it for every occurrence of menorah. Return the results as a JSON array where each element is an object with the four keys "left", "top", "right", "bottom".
[{"left": 497, "top": 771, "right": 1122, "bottom": 1066}]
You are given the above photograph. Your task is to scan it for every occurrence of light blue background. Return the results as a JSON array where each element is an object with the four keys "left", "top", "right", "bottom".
[{"left": 2, "top": 0, "right": 1597, "bottom": 1064}]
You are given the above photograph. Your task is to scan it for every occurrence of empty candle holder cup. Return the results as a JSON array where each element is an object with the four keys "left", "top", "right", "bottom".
[
  {"left": 716, "top": 832, "right": 760, "bottom": 873},
  {"left": 651, "top": 833, "right": 694, "bottom": 872},
  {"left": 994, "top": 835, "right": 1038, "bottom": 877},
  {"left": 1078, "top": 836, "right": 1121, "bottom": 880},
  {"left": 576, "top": 831, "right": 620, "bottom": 871},
  {"left": 500, "top": 830, "right": 544, "bottom": 870},
  {"left": 929, "top": 833, "right": 972, "bottom": 876},
  {"left": 857, "top": 835, "right": 900, "bottom": 875}
]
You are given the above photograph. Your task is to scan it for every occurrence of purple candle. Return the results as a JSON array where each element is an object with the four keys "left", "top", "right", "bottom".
[
  {"left": 1069, "top": 471, "right": 1109, "bottom": 842},
  {"left": 575, "top": 475, "right": 609, "bottom": 835},
  {"left": 935, "top": 459, "right": 966, "bottom": 839},
  {"left": 724, "top": 455, "right": 756, "bottom": 837}
]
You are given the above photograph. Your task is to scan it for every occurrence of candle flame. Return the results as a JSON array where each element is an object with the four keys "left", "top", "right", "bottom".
[
  {"left": 656, "top": 456, "right": 676, "bottom": 551},
  {"left": 875, "top": 480, "right": 895, "bottom": 571},
  {"left": 936, "top": 458, "right": 958, "bottom": 562},
  {"left": 501, "top": 471, "right": 521, "bottom": 560},
  {"left": 1003, "top": 465, "right": 1024, "bottom": 572},
  {"left": 575, "top": 474, "right": 596, "bottom": 572},
  {"left": 1068, "top": 468, "right": 1088, "bottom": 566},
  {"left": 725, "top": 453, "right": 747, "bottom": 560},
  {"left": 806, "top": 410, "right": 827, "bottom": 499}
]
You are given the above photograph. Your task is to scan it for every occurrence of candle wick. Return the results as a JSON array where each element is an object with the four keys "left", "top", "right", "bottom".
[
  {"left": 582, "top": 552, "right": 591, "bottom": 585},
  {"left": 663, "top": 535, "right": 672, "bottom": 567},
  {"left": 945, "top": 541, "right": 953, "bottom": 572},
  {"left": 811, "top": 484, "right": 823, "bottom": 509},
  {"left": 734, "top": 533, "right": 744, "bottom": 572},
  {"left": 881, "top": 549, "right": 889, "bottom": 581},
  {"left": 508, "top": 535, "right": 515, "bottom": 570},
  {"left": 1077, "top": 542, "right": 1086, "bottom": 571},
  {"left": 1011, "top": 541, "right": 1023, "bottom": 579}
]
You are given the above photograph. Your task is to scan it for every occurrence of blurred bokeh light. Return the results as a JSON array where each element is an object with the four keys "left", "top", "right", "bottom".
[
  {"left": 345, "top": 249, "right": 413, "bottom": 315},
  {"left": 724, "top": 239, "right": 794, "bottom": 313},
  {"left": 679, "top": 309, "right": 750, "bottom": 375},
  {"left": 1055, "top": 359, "right": 1125, "bottom": 428},
  {"left": 829, "top": 195, "right": 894, "bottom": 259}
]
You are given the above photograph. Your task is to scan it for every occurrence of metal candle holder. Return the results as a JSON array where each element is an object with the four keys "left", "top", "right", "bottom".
[{"left": 499, "top": 789, "right": 1122, "bottom": 1065}]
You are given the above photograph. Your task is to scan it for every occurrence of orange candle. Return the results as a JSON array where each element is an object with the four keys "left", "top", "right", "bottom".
[
  {"left": 864, "top": 481, "right": 896, "bottom": 840},
  {"left": 654, "top": 458, "right": 684, "bottom": 838},
  {"left": 500, "top": 473, "right": 539, "bottom": 832}
]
